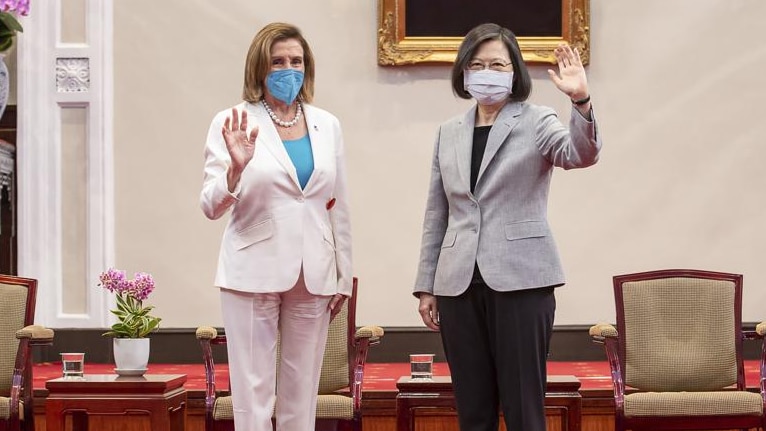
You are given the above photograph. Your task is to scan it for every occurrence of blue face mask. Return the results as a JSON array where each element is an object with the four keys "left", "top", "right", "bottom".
[{"left": 266, "top": 69, "right": 304, "bottom": 105}]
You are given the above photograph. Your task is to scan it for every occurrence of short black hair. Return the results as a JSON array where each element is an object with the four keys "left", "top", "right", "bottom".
[{"left": 451, "top": 23, "right": 531, "bottom": 102}]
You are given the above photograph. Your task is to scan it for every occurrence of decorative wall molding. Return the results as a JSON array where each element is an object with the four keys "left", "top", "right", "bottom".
[{"left": 55, "top": 57, "right": 90, "bottom": 92}]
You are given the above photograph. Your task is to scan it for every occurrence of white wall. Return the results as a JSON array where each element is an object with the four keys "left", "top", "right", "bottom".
[{"left": 112, "top": 0, "right": 766, "bottom": 328}]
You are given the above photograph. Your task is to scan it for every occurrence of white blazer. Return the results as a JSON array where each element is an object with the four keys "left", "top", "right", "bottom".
[{"left": 200, "top": 101, "right": 352, "bottom": 297}]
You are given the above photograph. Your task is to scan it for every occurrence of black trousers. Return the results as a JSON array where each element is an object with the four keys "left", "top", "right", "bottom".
[{"left": 437, "top": 281, "right": 556, "bottom": 431}]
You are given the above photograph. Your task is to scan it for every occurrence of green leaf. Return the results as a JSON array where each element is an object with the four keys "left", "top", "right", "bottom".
[
  {"left": 115, "top": 294, "right": 129, "bottom": 311},
  {"left": 0, "top": 13, "right": 22, "bottom": 33},
  {"left": 123, "top": 315, "right": 139, "bottom": 328},
  {"left": 109, "top": 309, "right": 128, "bottom": 318},
  {"left": 0, "top": 36, "right": 13, "bottom": 52},
  {"left": 111, "top": 322, "right": 128, "bottom": 332},
  {"left": 138, "top": 317, "right": 161, "bottom": 337},
  {"left": 107, "top": 322, "right": 135, "bottom": 338}
]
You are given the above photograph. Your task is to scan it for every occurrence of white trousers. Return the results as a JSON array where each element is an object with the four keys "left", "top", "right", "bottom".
[{"left": 220, "top": 273, "right": 331, "bottom": 431}]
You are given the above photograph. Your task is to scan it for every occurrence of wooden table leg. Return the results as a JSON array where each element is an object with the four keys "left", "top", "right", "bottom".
[
  {"left": 395, "top": 396, "right": 411, "bottom": 431},
  {"left": 44, "top": 400, "right": 64, "bottom": 431},
  {"left": 168, "top": 399, "right": 186, "bottom": 431},
  {"left": 72, "top": 411, "right": 89, "bottom": 431}
]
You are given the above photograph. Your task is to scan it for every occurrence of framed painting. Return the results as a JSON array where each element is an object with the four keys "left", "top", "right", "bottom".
[{"left": 377, "top": 0, "right": 590, "bottom": 66}]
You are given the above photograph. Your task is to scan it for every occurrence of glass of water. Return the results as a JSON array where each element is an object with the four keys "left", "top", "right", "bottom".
[
  {"left": 61, "top": 352, "right": 85, "bottom": 378},
  {"left": 409, "top": 353, "right": 434, "bottom": 380}
]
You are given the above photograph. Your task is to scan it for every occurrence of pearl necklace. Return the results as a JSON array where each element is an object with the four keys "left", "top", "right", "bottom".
[{"left": 261, "top": 99, "right": 303, "bottom": 128}]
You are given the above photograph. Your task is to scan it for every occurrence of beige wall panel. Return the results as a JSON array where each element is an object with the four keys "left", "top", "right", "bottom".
[
  {"left": 61, "top": 0, "right": 87, "bottom": 44},
  {"left": 6, "top": 48, "right": 16, "bottom": 105},
  {"left": 61, "top": 106, "right": 88, "bottom": 314},
  {"left": 113, "top": 0, "right": 766, "bottom": 328}
]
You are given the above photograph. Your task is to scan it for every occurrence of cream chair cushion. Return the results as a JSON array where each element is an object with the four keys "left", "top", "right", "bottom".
[
  {"left": 625, "top": 391, "right": 763, "bottom": 417},
  {"left": 0, "top": 397, "right": 24, "bottom": 420},
  {"left": 623, "top": 277, "right": 736, "bottom": 392},
  {"left": 0, "top": 283, "right": 27, "bottom": 395}
]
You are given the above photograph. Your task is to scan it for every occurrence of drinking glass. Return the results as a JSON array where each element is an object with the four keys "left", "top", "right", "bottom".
[
  {"left": 61, "top": 352, "right": 85, "bottom": 378},
  {"left": 409, "top": 353, "right": 434, "bottom": 380}
]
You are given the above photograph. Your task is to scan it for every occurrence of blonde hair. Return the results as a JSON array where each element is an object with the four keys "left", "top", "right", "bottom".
[{"left": 242, "top": 22, "right": 315, "bottom": 104}]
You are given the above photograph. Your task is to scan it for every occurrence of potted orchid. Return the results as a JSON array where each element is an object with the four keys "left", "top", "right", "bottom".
[
  {"left": 99, "top": 268, "right": 162, "bottom": 338},
  {"left": 0, "top": 0, "right": 28, "bottom": 52},
  {"left": 98, "top": 268, "right": 161, "bottom": 374}
]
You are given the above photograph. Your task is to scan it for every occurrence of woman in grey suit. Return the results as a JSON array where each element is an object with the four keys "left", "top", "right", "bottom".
[{"left": 414, "top": 23, "right": 601, "bottom": 431}]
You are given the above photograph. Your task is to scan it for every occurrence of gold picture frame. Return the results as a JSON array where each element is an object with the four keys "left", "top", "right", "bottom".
[{"left": 377, "top": 0, "right": 590, "bottom": 66}]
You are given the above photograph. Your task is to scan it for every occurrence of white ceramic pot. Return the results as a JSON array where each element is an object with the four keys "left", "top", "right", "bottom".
[{"left": 113, "top": 338, "right": 150, "bottom": 374}]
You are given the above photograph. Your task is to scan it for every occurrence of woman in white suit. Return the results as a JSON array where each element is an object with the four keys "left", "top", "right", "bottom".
[
  {"left": 200, "top": 22, "right": 352, "bottom": 431},
  {"left": 414, "top": 23, "right": 601, "bottom": 431}
]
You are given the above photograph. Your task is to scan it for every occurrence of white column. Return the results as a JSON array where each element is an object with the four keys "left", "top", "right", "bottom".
[{"left": 16, "top": 0, "right": 114, "bottom": 328}]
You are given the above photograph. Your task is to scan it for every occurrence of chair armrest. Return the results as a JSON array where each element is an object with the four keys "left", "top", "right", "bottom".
[
  {"left": 589, "top": 322, "right": 626, "bottom": 412},
  {"left": 744, "top": 322, "right": 766, "bottom": 340},
  {"left": 350, "top": 326, "right": 384, "bottom": 413},
  {"left": 16, "top": 324, "right": 54, "bottom": 346},
  {"left": 196, "top": 325, "right": 225, "bottom": 428},
  {"left": 196, "top": 326, "right": 218, "bottom": 340},
  {"left": 355, "top": 325, "right": 384, "bottom": 344},
  {"left": 10, "top": 325, "right": 53, "bottom": 427},
  {"left": 589, "top": 322, "right": 618, "bottom": 342},
  {"left": 16, "top": 324, "right": 55, "bottom": 339}
]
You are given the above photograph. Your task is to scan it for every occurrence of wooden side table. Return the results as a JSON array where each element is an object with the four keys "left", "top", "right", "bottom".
[
  {"left": 396, "top": 374, "right": 581, "bottom": 431},
  {"left": 45, "top": 374, "right": 187, "bottom": 431}
]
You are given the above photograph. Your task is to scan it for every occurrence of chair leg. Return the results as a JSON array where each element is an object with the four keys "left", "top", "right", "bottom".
[
  {"left": 21, "top": 416, "right": 32, "bottom": 431},
  {"left": 614, "top": 414, "right": 623, "bottom": 431}
]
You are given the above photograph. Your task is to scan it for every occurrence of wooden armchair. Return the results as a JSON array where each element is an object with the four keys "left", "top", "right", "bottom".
[
  {"left": 196, "top": 277, "right": 384, "bottom": 431},
  {"left": 589, "top": 269, "right": 766, "bottom": 431},
  {"left": 0, "top": 275, "right": 54, "bottom": 431}
]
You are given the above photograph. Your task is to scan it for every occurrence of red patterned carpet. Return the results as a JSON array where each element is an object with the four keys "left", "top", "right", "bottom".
[{"left": 33, "top": 360, "right": 763, "bottom": 392}]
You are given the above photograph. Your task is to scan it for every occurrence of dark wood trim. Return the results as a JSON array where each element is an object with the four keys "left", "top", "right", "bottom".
[
  {"left": 0, "top": 104, "right": 17, "bottom": 135},
  {"left": 0, "top": 104, "right": 17, "bottom": 275},
  {"left": 37, "top": 323, "right": 766, "bottom": 364}
]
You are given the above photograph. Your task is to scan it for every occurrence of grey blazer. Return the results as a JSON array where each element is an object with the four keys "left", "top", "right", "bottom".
[{"left": 414, "top": 102, "right": 601, "bottom": 297}]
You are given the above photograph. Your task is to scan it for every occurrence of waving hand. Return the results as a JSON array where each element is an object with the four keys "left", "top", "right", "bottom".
[
  {"left": 547, "top": 44, "right": 589, "bottom": 101},
  {"left": 222, "top": 108, "right": 258, "bottom": 191}
]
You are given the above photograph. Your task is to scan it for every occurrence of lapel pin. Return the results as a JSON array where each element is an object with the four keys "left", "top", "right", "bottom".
[{"left": 326, "top": 198, "right": 336, "bottom": 210}]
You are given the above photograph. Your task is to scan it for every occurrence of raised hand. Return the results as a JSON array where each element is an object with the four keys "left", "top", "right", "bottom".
[
  {"left": 222, "top": 108, "right": 258, "bottom": 174},
  {"left": 547, "top": 44, "right": 589, "bottom": 101}
]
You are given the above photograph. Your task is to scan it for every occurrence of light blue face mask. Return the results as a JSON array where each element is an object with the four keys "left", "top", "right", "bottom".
[{"left": 266, "top": 69, "right": 304, "bottom": 105}]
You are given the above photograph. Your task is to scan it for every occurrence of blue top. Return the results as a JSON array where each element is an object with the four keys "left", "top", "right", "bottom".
[{"left": 282, "top": 135, "right": 315, "bottom": 190}]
